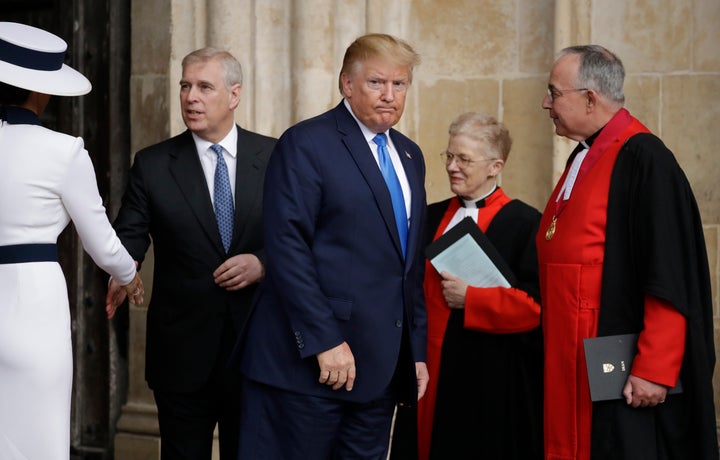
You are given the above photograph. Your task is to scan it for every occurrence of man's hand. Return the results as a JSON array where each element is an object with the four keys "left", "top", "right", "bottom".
[
  {"left": 416, "top": 362, "right": 429, "bottom": 400},
  {"left": 623, "top": 374, "right": 668, "bottom": 408},
  {"left": 317, "top": 342, "right": 356, "bottom": 391},
  {"left": 105, "top": 277, "right": 126, "bottom": 319},
  {"left": 214, "top": 254, "right": 264, "bottom": 291},
  {"left": 106, "top": 266, "right": 144, "bottom": 319},
  {"left": 440, "top": 271, "right": 468, "bottom": 309}
]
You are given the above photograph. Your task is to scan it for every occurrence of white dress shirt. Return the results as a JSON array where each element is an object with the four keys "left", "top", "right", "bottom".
[{"left": 192, "top": 126, "right": 238, "bottom": 205}]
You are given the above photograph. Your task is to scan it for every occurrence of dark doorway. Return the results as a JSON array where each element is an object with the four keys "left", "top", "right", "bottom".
[{"left": 2, "top": 1, "right": 131, "bottom": 458}]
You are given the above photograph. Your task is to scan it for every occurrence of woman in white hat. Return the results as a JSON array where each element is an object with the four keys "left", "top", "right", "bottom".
[{"left": 0, "top": 22, "right": 144, "bottom": 459}]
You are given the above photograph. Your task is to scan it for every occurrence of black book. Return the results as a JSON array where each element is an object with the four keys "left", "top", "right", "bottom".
[
  {"left": 583, "top": 333, "right": 683, "bottom": 401},
  {"left": 424, "top": 217, "right": 517, "bottom": 287}
]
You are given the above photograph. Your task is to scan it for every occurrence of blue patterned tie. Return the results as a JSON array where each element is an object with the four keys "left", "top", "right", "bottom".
[
  {"left": 373, "top": 133, "right": 408, "bottom": 257},
  {"left": 211, "top": 144, "right": 234, "bottom": 252}
]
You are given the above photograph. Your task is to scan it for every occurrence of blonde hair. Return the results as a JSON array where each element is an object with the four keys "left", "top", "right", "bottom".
[{"left": 338, "top": 33, "right": 420, "bottom": 96}]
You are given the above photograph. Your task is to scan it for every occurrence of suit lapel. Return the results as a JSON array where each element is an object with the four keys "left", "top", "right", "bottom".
[
  {"left": 232, "top": 125, "right": 264, "bottom": 249},
  {"left": 334, "top": 104, "right": 405, "bottom": 260},
  {"left": 168, "top": 131, "right": 225, "bottom": 254}
]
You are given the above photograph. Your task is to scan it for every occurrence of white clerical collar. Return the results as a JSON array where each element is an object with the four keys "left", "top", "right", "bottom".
[
  {"left": 444, "top": 186, "right": 497, "bottom": 233},
  {"left": 460, "top": 184, "right": 497, "bottom": 208},
  {"left": 556, "top": 142, "right": 589, "bottom": 202}
]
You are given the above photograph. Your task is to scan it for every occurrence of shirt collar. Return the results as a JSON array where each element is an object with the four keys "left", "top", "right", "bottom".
[
  {"left": 343, "top": 98, "right": 390, "bottom": 145},
  {"left": 192, "top": 125, "right": 238, "bottom": 159}
]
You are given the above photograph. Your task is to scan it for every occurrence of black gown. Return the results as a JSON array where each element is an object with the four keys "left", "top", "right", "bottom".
[
  {"left": 392, "top": 194, "right": 544, "bottom": 460},
  {"left": 590, "top": 133, "right": 718, "bottom": 459}
]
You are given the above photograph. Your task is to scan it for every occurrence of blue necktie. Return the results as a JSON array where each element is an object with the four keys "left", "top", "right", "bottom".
[
  {"left": 373, "top": 133, "right": 408, "bottom": 257},
  {"left": 211, "top": 144, "right": 234, "bottom": 252}
]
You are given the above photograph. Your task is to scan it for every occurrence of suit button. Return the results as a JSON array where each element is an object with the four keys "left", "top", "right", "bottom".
[
  {"left": 298, "top": 343, "right": 305, "bottom": 349},
  {"left": 395, "top": 320, "right": 402, "bottom": 328}
]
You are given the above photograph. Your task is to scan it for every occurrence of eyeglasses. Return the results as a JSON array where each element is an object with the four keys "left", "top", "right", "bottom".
[
  {"left": 546, "top": 86, "right": 588, "bottom": 102},
  {"left": 440, "top": 151, "right": 497, "bottom": 168}
]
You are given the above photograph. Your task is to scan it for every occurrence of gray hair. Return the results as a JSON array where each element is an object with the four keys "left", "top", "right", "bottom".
[
  {"left": 448, "top": 112, "right": 512, "bottom": 162},
  {"left": 182, "top": 47, "right": 243, "bottom": 89},
  {"left": 559, "top": 45, "right": 625, "bottom": 104}
]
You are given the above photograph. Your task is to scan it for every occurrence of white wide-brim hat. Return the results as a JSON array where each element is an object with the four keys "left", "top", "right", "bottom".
[{"left": 0, "top": 22, "right": 91, "bottom": 96}]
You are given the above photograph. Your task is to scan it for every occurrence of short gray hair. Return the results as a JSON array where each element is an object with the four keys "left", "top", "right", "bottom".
[
  {"left": 182, "top": 47, "right": 243, "bottom": 89},
  {"left": 558, "top": 45, "right": 625, "bottom": 104}
]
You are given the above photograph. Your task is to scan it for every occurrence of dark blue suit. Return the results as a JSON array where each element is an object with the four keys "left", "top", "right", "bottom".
[{"left": 237, "top": 102, "right": 427, "bottom": 457}]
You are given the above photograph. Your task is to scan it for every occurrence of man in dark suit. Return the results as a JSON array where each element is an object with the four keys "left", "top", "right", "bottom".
[
  {"left": 107, "top": 47, "right": 276, "bottom": 460},
  {"left": 235, "top": 33, "right": 429, "bottom": 459}
]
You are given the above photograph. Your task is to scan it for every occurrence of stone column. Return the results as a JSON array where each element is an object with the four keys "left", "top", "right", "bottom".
[
  {"left": 115, "top": 0, "right": 179, "bottom": 457},
  {"left": 291, "top": 0, "right": 336, "bottom": 121},
  {"left": 550, "top": 0, "right": 591, "bottom": 183}
]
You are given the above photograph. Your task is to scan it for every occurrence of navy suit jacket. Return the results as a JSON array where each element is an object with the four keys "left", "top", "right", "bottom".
[
  {"left": 114, "top": 126, "right": 276, "bottom": 393},
  {"left": 238, "top": 102, "right": 428, "bottom": 404}
]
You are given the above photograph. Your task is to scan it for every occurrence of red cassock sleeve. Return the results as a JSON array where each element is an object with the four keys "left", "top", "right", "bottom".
[
  {"left": 463, "top": 285, "right": 541, "bottom": 334},
  {"left": 630, "top": 294, "right": 686, "bottom": 387}
]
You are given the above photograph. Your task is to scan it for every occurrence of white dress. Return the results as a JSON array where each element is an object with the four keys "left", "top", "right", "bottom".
[{"left": 0, "top": 117, "right": 136, "bottom": 460}]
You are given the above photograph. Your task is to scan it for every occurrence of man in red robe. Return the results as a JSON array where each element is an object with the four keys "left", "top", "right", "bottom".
[{"left": 537, "top": 45, "right": 717, "bottom": 459}]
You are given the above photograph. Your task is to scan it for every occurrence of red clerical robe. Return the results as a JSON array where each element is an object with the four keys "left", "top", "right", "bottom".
[{"left": 536, "top": 109, "right": 689, "bottom": 460}]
